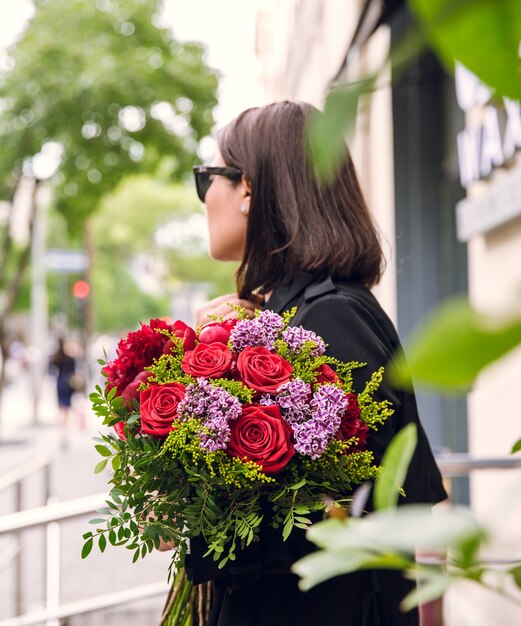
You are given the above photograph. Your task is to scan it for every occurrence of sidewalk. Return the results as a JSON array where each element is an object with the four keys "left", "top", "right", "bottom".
[{"left": 0, "top": 374, "right": 173, "bottom": 625}]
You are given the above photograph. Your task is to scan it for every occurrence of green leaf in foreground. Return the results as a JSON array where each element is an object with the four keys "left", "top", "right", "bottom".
[
  {"left": 410, "top": 0, "right": 521, "bottom": 100},
  {"left": 401, "top": 569, "right": 452, "bottom": 611},
  {"left": 512, "top": 439, "right": 521, "bottom": 454},
  {"left": 293, "top": 505, "right": 486, "bottom": 592},
  {"left": 390, "top": 297, "right": 521, "bottom": 391},
  {"left": 373, "top": 423, "right": 417, "bottom": 511},
  {"left": 306, "top": 77, "right": 376, "bottom": 182}
]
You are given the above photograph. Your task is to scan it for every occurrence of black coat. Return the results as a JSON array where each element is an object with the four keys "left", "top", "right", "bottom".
[{"left": 187, "top": 272, "right": 448, "bottom": 626}]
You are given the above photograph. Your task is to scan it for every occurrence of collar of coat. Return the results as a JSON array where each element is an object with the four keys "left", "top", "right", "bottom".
[{"left": 263, "top": 271, "right": 338, "bottom": 314}]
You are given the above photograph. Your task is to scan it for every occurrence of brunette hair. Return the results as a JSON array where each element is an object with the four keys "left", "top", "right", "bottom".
[{"left": 216, "top": 101, "right": 384, "bottom": 299}]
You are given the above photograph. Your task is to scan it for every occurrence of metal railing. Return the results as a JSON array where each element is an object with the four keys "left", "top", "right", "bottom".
[
  {"left": 0, "top": 454, "right": 52, "bottom": 618},
  {"left": 436, "top": 453, "right": 521, "bottom": 477},
  {"left": 0, "top": 492, "right": 169, "bottom": 626},
  {"left": 1, "top": 452, "right": 521, "bottom": 626}
]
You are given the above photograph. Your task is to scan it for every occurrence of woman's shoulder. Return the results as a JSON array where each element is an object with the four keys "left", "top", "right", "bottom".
[{"left": 294, "top": 276, "right": 400, "bottom": 357}]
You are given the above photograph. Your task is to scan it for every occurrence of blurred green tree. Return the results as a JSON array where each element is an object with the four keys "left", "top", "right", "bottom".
[
  {"left": 89, "top": 175, "right": 236, "bottom": 333},
  {"left": 0, "top": 0, "right": 218, "bottom": 396}
]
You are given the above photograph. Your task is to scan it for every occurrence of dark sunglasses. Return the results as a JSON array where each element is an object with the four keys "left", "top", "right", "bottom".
[{"left": 193, "top": 165, "right": 243, "bottom": 202}]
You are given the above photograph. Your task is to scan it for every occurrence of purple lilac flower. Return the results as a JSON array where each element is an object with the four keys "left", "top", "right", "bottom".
[
  {"left": 259, "top": 394, "right": 278, "bottom": 406},
  {"left": 177, "top": 378, "right": 241, "bottom": 451},
  {"left": 281, "top": 326, "right": 326, "bottom": 356},
  {"left": 277, "top": 379, "right": 312, "bottom": 425},
  {"left": 256, "top": 310, "right": 285, "bottom": 346},
  {"left": 229, "top": 310, "right": 285, "bottom": 352},
  {"left": 293, "top": 384, "right": 348, "bottom": 460}
]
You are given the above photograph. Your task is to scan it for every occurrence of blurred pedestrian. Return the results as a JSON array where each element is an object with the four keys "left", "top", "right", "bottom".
[{"left": 50, "top": 337, "right": 77, "bottom": 445}]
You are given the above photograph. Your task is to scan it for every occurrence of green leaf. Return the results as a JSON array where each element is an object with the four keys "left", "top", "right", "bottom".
[
  {"left": 295, "top": 505, "right": 487, "bottom": 591},
  {"left": 282, "top": 520, "right": 294, "bottom": 541},
  {"left": 401, "top": 569, "right": 452, "bottom": 611},
  {"left": 94, "top": 459, "right": 108, "bottom": 474},
  {"left": 98, "top": 533, "right": 107, "bottom": 553},
  {"left": 95, "top": 445, "right": 112, "bottom": 457},
  {"left": 81, "top": 538, "right": 93, "bottom": 559},
  {"left": 293, "top": 547, "right": 411, "bottom": 591},
  {"left": 306, "top": 77, "right": 376, "bottom": 181},
  {"left": 390, "top": 297, "right": 521, "bottom": 391},
  {"left": 288, "top": 479, "right": 307, "bottom": 490},
  {"left": 512, "top": 438, "right": 521, "bottom": 454},
  {"left": 306, "top": 506, "right": 485, "bottom": 555},
  {"left": 374, "top": 423, "right": 417, "bottom": 511},
  {"left": 410, "top": 0, "right": 521, "bottom": 100}
]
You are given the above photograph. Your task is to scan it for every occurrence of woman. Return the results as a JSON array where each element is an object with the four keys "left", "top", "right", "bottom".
[{"left": 189, "top": 101, "right": 447, "bottom": 625}]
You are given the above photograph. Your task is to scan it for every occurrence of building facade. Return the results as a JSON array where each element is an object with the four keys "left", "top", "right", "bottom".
[{"left": 254, "top": 0, "right": 521, "bottom": 623}]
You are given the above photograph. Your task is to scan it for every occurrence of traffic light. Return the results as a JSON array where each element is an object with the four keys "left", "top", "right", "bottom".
[{"left": 72, "top": 279, "right": 90, "bottom": 299}]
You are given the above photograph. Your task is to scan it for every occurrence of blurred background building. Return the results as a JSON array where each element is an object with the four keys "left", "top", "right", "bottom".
[{"left": 255, "top": 0, "right": 521, "bottom": 623}]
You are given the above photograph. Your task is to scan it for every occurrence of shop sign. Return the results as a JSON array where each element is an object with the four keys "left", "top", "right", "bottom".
[
  {"left": 456, "top": 64, "right": 521, "bottom": 188},
  {"left": 456, "top": 164, "right": 521, "bottom": 242}
]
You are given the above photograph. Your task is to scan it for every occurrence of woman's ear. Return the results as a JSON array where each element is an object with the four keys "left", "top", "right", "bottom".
[{"left": 241, "top": 175, "right": 251, "bottom": 199}]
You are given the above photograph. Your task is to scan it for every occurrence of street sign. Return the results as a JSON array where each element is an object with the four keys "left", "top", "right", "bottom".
[{"left": 45, "top": 249, "right": 88, "bottom": 273}]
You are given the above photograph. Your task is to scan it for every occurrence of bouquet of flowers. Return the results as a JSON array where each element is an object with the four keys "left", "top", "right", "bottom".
[{"left": 84, "top": 307, "right": 393, "bottom": 581}]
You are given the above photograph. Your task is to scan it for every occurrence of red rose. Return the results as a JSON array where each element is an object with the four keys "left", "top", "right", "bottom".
[
  {"left": 103, "top": 318, "right": 176, "bottom": 395},
  {"left": 314, "top": 363, "right": 340, "bottom": 384},
  {"left": 182, "top": 343, "right": 232, "bottom": 378},
  {"left": 140, "top": 382, "right": 186, "bottom": 438},
  {"left": 227, "top": 404, "right": 294, "bottom": 474},
  {"left": 336, "top": 393, "right": 369, "bottom": 451},
  {"left": 198, "top": 319, "right": 238, "bottom": 345},
  {"left": 236, "top": 347, "right": 293, "bottom": 394},
  {"left": 121, "top": 371, "right": 152, "bottom": 406},
  {"left": 114, "top": 421, "right": 126, "bottom": 440}
]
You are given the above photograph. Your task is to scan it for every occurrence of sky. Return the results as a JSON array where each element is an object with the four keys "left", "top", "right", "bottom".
[{"left": 0, "top": 0, "right": 263, "bottom": 129}]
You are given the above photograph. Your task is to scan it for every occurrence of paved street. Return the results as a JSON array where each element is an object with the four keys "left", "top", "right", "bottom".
[{"left": 0, "top": 373, "right": 173, "bottom": 625}]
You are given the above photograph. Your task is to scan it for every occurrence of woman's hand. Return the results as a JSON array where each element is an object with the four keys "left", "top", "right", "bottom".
[
  {"left": 195, "top": 293, "right": 263, "bottom": 327},
  {"left": 157, "top": 537, "right": 175, "bottom": 552}
]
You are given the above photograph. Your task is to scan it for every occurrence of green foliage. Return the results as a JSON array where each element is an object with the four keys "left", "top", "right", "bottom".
[
  {"left": 373, "top": 423, "right": 417, "bottom": 511},
  {"left": 358, "top": 367, "right": 395, "bottom": 428},
  {"left": 293, "top": 505, "right": 487, "bottom": 599},
  {"left": 90, "top": 176, "right": 237, "bottom": 333},
  {"left": 390, "top": 297, "right": 521, "bottom": 391},
  {"left": 410, "top": 0, "right": 521, "bottom": 100},
  {"left": 210, "top": 379, "right": 254, "bottom": 404},
  {"left": 0, "top": 0, "right": 218, "bottom": 230},
  {"left": 147, "top": 348, "right": 194, "bottom": 386}
]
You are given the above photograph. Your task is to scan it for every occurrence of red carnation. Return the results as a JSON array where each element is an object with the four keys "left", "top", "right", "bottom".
[
  {"left": 314, "top": 363, "right": 340, "bottom": 384},
  {"left": 336, "top": 393, "right": 369, "bottom": 451},
  {"left": 103, "top": 318, "right": 177, "bottom": 396}
]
